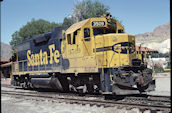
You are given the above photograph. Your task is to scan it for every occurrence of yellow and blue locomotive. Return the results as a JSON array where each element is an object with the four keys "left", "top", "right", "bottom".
[{"left": 11, "top": 14, "right": 155, "bottom": 95}]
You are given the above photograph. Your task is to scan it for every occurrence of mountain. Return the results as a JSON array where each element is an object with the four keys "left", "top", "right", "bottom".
[
  {"left": 135, "top": 23, "right": 170, "bottom": 53},
  {"left": 0, "top": 42, "right": 12, "bottom": 59}
]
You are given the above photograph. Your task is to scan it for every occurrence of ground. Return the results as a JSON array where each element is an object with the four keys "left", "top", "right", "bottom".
[
  {"left": 1, "top": 72, "right": 170, "bottom": 113},
  {"left": 147, "top": 72, "right": 170, "bottom": 96},
  {"left": 2, "top": 95, "right": 142, "bottom": 113}
]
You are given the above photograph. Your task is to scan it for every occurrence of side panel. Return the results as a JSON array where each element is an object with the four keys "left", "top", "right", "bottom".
[
  {"left": 61, "top": 24, "right": 99, "bottom": 73},
  {"left": 13, "top": 27, "right": 69, "bottom": 75}
]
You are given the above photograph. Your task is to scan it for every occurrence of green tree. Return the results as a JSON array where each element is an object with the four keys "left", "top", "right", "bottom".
[
  {"left": 10, "top": 19, "right": 59, "bottom": 51},
  {"left": 62, "top": 17, "right": 74, "bottom": 26},
  {"left": 62, "top": 0, "right": 109, "bottom": 25},
  {"left": 10, "top": 31, "right": 22, "bottom": 52},
  {"left": 73, "top": 0, "right": 109, "bottom": 21},
  {"left": 150, "top": 52, "right": 170, "bottom": 58}
]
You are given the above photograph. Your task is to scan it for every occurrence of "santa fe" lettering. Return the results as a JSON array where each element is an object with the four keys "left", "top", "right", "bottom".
[{"left": 27, "top": 44, "right": 60, "bottom": 66}]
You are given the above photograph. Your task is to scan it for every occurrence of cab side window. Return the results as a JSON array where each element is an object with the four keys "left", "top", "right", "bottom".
[
  {"left": 84, "top": 28, "right": 90, "bottom": 41},
  {"left": 73, "top": 30, "right": 77, "bottom": 44},
  {"left": 118, "top": 29, "right": 124, "bottom": 33},
  {"left": 67, "top": 34, "right": 71, "bottom": 44}
]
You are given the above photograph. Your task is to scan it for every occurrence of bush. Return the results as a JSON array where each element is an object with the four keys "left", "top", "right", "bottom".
[
  {"left": 150, "top": 52, "right": 170, "bottom": 58},
  {"left": 166, "top": 62, "right": 171, "bottom": 69},
  {"left": 154, "top": 65, "right": 164, "bottom": 73}
]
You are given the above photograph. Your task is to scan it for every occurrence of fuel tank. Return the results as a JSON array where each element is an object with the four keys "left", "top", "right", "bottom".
[{"left": 30, "top": 76, "right": 63, "bottom": 91}]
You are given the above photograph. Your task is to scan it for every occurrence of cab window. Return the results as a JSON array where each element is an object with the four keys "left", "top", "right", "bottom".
[
  {"left": 118, "top": 29, "right": 124, "bottom": 33},
  {"left": 93, "top": 28, "right": 104, "bottom": 35},
  {"left": 84, "top": 28, "right": 90, "bottom": 41},
  {"left": 73, "top": 30, "right": 77, "bottom": 44},
  {"left": 93, "top": 28, "right": 116, "bottom": 36},
  {"left": 67, "top": 34, "right": 71, "bottom": 44}
]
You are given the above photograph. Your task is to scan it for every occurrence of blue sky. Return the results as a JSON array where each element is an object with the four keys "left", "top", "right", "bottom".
[{"left": 1, "top": 0, "right": 170, "bottom": 44}]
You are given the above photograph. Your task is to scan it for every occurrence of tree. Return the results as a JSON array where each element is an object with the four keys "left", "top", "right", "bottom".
[
  {"left": 19, "top": 19, "right": 59, "bottom": 40},
  {"left": 10, "top": 31, "right": 22, "bottom": 52},
  {"left": 150, "top": 52, "right": 170, "bottom": 58},
  {"left": 62, "top": 0, "right": 109, "bottom": 25},
  {"left": 10, "top": 19, "right": 59, "bottom": 51},
  {"left": 62, "top": 17, "right": 74, "bottom": 26}
]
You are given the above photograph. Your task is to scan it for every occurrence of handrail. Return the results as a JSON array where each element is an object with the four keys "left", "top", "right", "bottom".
[{"left": 12, "top": 55, "right": 97, "bottom": 74}]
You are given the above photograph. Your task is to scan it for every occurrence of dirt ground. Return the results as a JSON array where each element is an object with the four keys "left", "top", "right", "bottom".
[
  {"left": 1, "top": 72, "right": 170, "bottom": 113},
  {"left": 147, "top": 72, "right": 170, "bottom": 96},
  {"left": 1, "top": 95, "right": 142, "bottom": 113}
]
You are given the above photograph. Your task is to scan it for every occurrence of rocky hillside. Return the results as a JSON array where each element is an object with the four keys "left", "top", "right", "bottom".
[
  {"left": 135, "top": 22, "right": 170, "bottom": 53},
  {"left": 0, "top": 42, "right": 12, "bottom": 59}
]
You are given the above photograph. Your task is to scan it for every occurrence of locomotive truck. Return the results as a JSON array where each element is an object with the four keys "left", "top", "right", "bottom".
[{"left": 11, "top": 13, "right": 155, "bottom": 95}]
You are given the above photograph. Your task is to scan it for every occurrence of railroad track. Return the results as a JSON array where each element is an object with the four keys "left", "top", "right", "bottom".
[{"left": 1, "top": 89, "right": 171, "bottom": 112}]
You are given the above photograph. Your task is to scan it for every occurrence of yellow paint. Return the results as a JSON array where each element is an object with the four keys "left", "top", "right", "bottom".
[
  {"left": 27, "top": 50, "right": 31, "bottom": 66},
  {"left": 54, "top": 50, "right": 60, "bottom": 63},
  {"left": 136, "top": 45, "right": 142, "bottom": 60},
  {"left": 43, "top": 51, "right": 48, "bottom": 65},
  {"left": 40, "top": 50, "right": 43, "bottom": 65},
  {"left": 164, "top": 68, "right": 170, "bottom": 71},
  {"left": 102, "top": 92, "right": 113, "bottom": 94},
  {"left": 12, "top": 14, "right": 140, "bottom": 75}
]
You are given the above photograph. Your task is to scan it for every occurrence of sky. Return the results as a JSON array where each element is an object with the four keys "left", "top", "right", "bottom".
[{"left": 0, "top": 0, "right": 170, "bottom": 44}]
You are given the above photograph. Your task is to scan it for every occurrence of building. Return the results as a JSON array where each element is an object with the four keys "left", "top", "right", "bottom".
[
  {"left": 0, "top": 59, "right": 11, "bottom": 78},
  {"left": 136, "top": 46, "right": 158, "bottom": 53}
]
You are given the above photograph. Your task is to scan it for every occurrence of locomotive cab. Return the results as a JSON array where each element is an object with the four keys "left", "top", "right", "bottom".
[{"left": 60, "top": 13, "right": 155, "bottom": 95}]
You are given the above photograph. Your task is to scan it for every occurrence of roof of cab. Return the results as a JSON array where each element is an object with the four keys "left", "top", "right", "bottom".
[{"left": 65, "top": 19, "right": 89, "bottom": 34}]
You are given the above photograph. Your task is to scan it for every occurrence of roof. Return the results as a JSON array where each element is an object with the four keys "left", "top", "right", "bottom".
[
  {"left": 0, "top": 59, "right": 9, "bottom": 62},
  {"left": 65, "top": 19, "right": 89, "bottom": 34},
  {"left": 136, "top": 46, "right": 158, "bottom": 53}
]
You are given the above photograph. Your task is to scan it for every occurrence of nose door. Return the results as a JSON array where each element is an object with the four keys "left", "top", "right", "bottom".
[
  {"left": 113, "top": 42, "right": 135, "bottom": 67},
  {"left": 82, "top": 28, "right": 93, "bottom": 56}
]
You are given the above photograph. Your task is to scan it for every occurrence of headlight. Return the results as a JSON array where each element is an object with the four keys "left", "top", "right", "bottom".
[{"left": 113, "top": 37, "right": 117, "bottom": 42}]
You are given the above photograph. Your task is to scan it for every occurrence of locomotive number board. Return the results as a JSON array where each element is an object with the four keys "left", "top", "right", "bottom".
[{"left": 92, "top": 21, "right": 105, "bottom": 27}]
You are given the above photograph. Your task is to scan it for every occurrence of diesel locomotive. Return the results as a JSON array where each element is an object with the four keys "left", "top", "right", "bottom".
[{"left": 11, "top": 13, "right": 155, "bottom": 95}]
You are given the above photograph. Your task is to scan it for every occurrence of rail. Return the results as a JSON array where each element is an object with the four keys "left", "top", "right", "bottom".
[{"left": 1, "top": 89, "right": 171, "bottom": 112}]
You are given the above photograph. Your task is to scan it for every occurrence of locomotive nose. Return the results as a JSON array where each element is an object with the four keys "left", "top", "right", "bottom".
[{"left": 110, "top": 35, "right": 136, "bottom": 67}]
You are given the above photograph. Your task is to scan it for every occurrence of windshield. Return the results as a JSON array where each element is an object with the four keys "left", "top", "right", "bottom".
[{"left": 93, "top": 28, "right": 116, "bottom": 36}]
